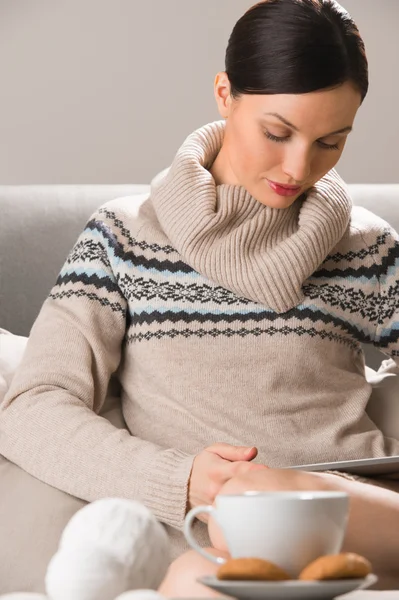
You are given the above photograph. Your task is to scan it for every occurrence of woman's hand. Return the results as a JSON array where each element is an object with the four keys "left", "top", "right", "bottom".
[{"left": 188, "top": 442, "right": 268, "bottom": 520}]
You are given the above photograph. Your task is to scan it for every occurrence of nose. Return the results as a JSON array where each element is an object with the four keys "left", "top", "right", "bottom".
[{"left": 282, "top": 145, "right": 311, "bottom": 184}]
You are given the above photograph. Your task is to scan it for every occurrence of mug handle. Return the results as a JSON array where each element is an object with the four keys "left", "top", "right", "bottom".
[{"left": 184, "top": 505, "right": 227, "bottom": 565}]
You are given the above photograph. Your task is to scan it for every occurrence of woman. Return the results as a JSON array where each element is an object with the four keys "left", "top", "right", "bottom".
[{"left": 1, "top": 0, "right": 398, "bottom": 593}]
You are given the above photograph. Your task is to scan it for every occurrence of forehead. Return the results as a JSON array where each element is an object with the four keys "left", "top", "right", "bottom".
[{"left": 239, "top": 83, "right": 362, "bottom": 134}]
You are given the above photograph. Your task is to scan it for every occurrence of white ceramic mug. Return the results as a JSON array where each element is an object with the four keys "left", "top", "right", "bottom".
[{"left": 184, "top": 490, "right": 349, "bottom": 577}]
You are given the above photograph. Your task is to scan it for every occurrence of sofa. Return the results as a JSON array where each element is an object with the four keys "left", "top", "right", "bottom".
[{"left": 0, "top": 183, "right": 399, "bottom": 597}]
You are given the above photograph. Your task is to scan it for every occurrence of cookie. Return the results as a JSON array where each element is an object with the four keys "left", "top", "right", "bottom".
[
  {"left": 217, "top": 557, "right": 291, "bottom": 581},
  {"left": 299, "top": 553, "right": 372, "bottom": 581}
]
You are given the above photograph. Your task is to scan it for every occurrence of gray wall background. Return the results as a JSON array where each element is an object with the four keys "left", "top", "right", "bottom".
[{"left": 1, "top": 0, "right": 397, "bottom": 185}]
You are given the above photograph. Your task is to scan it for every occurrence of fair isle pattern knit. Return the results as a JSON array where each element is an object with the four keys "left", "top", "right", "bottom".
[
  {"left": 57, "top": 205, "right": 397, "bottom": 353},
  {"left": 1, "top": 121, "right": 399, "bottom": 560}
]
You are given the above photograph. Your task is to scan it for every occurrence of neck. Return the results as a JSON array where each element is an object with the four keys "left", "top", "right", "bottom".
[{"left": 209, "top": 142, "right": 238, "bottom": 186}]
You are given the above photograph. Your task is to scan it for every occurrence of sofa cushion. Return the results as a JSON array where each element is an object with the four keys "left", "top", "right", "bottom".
[
  {"left": 365, "top": 360, "right": 399, "bottom": 440},
  {"left": 0, "top": 455, "right": 86, "bottom": 594},
  {"left": 0, "top": 329, "right": 28, "bottom": 405},
  {"left": 0, "top": 329, "right": 127, "bottom": 593}
]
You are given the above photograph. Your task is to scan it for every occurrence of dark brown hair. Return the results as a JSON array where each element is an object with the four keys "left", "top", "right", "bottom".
[{"left": 225, "top": 0, "right": 368, "bottom": 102}]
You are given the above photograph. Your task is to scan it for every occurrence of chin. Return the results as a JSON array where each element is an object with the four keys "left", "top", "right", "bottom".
[{"left": 256, "top": 191, "right": 299, "bottom": 209}]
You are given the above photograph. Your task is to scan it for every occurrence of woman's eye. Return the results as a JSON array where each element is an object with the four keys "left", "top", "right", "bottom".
[
  {"left": 264, "top": 129, "right": 340, "bottom": 151},
  {"left": 264, "top": 131, "right": 290, "bottom": 143},
  {"left": 317, "top": 140, "right": 340, "bottom": 151}
]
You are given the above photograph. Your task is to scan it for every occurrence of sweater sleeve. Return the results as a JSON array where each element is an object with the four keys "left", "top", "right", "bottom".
[
  {"left": 372, "top": 224, "right": 399, "bottom": 362},
  {"left": 0, "top": 207, "right": 195, "bottom": 530}
]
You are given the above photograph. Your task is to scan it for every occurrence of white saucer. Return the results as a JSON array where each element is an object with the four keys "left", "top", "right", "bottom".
[{"left": 198, "top": 573, "right": 377, "bottom": 599}]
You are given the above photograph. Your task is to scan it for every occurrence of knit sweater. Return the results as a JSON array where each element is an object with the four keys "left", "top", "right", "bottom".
[{"left": 1, "top": 121, "right": 399, "bottom": 559}]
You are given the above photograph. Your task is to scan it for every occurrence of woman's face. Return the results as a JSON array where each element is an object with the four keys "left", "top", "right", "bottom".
[{"left": 211, "top": 74, "right": 362, "bottom": 208}]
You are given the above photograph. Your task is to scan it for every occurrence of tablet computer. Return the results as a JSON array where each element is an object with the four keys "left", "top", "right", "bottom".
[{"left": 289, "top": 455, "right": 399, "bottom": 477}]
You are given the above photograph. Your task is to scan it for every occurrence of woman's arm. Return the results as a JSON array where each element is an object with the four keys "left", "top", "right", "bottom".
[{"left": 0, "top": 206, "right": 195, "bottom": 530}]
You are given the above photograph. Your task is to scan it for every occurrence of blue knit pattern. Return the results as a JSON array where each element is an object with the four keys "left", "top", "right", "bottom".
[{"left": 50, "top": 206, "right": 399, "bottom": 358}]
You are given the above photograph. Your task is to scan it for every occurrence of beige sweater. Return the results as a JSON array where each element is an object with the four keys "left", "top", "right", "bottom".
[{"left": 1, "top": 121, "right": 399, "bottom": 558}]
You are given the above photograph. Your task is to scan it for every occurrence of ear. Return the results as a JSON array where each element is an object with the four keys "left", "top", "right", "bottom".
[{"left": 213, "top": 72, "right": 233, "bottom": 118}]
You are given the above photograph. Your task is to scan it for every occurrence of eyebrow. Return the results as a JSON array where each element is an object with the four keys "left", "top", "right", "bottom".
[{"left": 263, "top": 112, "right": 353, "bottom": 137}]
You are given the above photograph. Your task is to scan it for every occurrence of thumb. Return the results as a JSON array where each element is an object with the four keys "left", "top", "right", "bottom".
[{"left": 207, "top": 443, "right": 258, "bottom": 462}]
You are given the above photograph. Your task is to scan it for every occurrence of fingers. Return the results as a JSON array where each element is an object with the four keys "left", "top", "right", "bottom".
[
  {"left": 247, "top": 463, "right": 269, "bottom": 471},
  {"left": 188, "top": 443, "right": 268, "bottom": 514},
  {"left": 219, "top": 459, "right": 269, "bottom": 481},
  {"left": 206, "top": 443, "right": 258, "bottom": 462}
]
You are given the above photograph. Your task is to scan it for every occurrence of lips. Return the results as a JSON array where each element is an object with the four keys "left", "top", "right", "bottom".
[
  {"left": 268, "top": 179, "right": 301, "bottom": 190},
  {"left": 266, "top": 179, "right": 302, "bottom": 197}
]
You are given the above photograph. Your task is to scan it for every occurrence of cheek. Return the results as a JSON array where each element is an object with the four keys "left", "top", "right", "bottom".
[
  {"left": 234, "top": 137, "right": 279, "bottom": 177},
  {"left": 312, "top": 149, "right": 344, "bottom": 181}
]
